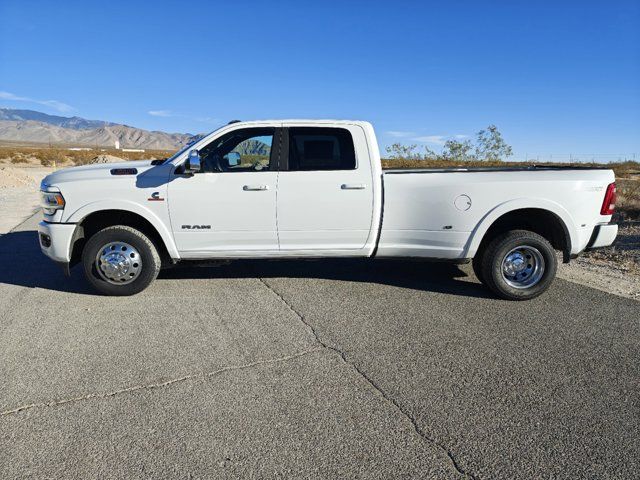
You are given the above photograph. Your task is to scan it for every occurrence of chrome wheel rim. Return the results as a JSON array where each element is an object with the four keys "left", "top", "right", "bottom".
[
  {"left": 501, "top": 245, "right": 545, "bottom": 289},
  {"left": 95, "top": 241, "right": 142, "bottom": 285}
]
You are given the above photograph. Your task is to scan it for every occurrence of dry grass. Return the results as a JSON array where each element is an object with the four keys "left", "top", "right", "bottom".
[
  {"left": 584, "top": 223, "right": 640, "bottom": 275},
  {"left": 381, "top": 158, "right": 639, "bottom": 176},
  {"left": 0, "top": 146, "right": 176, "bottom": 167}
]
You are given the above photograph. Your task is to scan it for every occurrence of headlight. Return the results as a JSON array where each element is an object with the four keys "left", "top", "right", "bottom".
[{"left": 41, "top": 191, "right": 65, "bottom": 215}]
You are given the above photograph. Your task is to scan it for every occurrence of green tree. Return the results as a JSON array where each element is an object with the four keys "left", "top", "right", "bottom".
[
  {"left": 385, "top": 143, "right": 418, "bottom": 159},
  {"left": 384, "top": 124, "right": 513, "bottom": 162},
  {"left": 442, "top": 139, "right": 475, "bottom": 162},
  {"left": 385, "top": 143, "right": 437, "bottom": 160},
  {"left": 475, "top": 125, "right": 513, "bottom": 161}
]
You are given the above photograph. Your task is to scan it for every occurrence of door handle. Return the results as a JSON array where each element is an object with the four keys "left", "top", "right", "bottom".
[
  {"left": 341, "top": 183, "right": 366, "bottom": 190},
  {"left": 243, "top": 185, "right": 269, "bottom": 191}
]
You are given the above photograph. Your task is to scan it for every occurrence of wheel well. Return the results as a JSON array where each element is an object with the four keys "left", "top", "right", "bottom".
[
  {"left": 70, "top": 210, "right": 171, "bottom": 267},
  {"left": 477, "top": 208, "right": 571, "bottom": 262}
]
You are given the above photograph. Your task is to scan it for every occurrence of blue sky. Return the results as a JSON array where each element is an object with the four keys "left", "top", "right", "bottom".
[{"left": 1, "top": 0, "right": 639, "bottom": 159}]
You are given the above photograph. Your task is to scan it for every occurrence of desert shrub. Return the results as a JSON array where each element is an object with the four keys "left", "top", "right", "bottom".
[
  {"left": 385, "top": 143, "right": 437, "bottom": 160},
  {"left": 0, "top": 146, "right": 176, "bottom": 167},
  {"left": 67, "top": 150, "right": 98, "bottom": 165},
  {"left": 10, "top": 154, "right": 28, "bottom": 164},
  {"left": 66, "top": 148, "right": 175, "bottom": 164},
  {"left": 39, "top": 156, "right": 53, "bottom": 167},
  {"left": 617, "top": 178, "right": 640, "bottom": 220},
  {"left": 474, "top": 125, "right": 513, "bottom": 161},
  {"left": 0, "top": 147, "right": 35, "bottom": 162},
  {"left": 112, "top": 148, "right": 175, "bottom": 161},
  {"left": 32, "top": 148, "right": 66, "bottom": 166},
  {"left": 385, "top": 125, "right": 513, "bottom": 162},
  {"left": 0, "top": 145, "right": 176, "bottom": 165}
]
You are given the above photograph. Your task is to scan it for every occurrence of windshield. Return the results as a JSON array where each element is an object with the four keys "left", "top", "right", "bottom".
[{"left": 162, "top": 125, "right": 225, "bottom": 164}]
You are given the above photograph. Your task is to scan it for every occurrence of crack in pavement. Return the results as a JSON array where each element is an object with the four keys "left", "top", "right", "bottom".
[
  {"left": 258, "top": 278, "right": 478, "bottom": 480},
  {"left": 0, "top": 347, "right": 323, "bottom": 417}
]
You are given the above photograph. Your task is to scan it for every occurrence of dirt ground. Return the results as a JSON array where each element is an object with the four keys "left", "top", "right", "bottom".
[
  {"left": 1, "top": 162, "right": 638, "bottom": 300},
  {"left": 0, "top": 163, "right": 53, "bottom": 233},
  {"left": 0, "top": 154, "right": 122, "bottom": 233}
]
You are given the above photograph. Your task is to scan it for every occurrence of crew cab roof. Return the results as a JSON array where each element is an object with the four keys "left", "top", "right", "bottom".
[{"left": 223, "top": 119, "right": 372, "bottom": 127}]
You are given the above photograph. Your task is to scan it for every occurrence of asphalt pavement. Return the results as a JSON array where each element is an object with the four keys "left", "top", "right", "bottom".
[{"left": 1, "top": 213, "right": 638, "bottom": 479}]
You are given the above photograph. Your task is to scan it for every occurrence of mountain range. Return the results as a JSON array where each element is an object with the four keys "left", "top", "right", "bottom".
[{"left": 0, "top": 108, "right": 201, "bottom": 150}]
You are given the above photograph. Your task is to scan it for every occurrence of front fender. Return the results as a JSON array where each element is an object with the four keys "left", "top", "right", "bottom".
[
  {"left": 64, "top": 199, "right": 180, "bottom": 259},
  {"left": 463, "top": 198, "right": 577, "bottom": 259}
]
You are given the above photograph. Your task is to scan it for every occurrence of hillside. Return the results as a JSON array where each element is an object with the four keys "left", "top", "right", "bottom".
[
  {"left": 0, "top": 108, "right": 200, "bottom": 149},
  {"left": 0, "top": 108, "right": 118, "bottom": 130},
  {"left": 235, "top": 139, "right": 271, "bottom": 156}
]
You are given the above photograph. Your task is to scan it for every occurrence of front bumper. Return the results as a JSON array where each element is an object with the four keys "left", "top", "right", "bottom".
[
  {"left": 586, "top": 222, "right": 618, "bottom": 250},
  {"left": 37, "top": 221, "right": 77, "bottom": 265}
]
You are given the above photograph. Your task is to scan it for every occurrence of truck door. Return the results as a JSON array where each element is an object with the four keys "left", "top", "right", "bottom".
[
  {"left": 276, "top": 125, "right": 374, "bottom": 251},
  {"left": 168, "top": 127, "right": 280, "bottom": 256}
]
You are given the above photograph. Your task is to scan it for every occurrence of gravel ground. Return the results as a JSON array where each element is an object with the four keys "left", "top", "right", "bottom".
[
  {"left": 557, "top": 223, "right": 640, "bottom": 300},
  {"left": 587, "top": 223, "right": 640, "bottom": 273}
]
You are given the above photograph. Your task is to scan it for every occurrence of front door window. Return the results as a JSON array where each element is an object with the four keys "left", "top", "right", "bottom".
[{"left": 198, "top": 128, "right": 275, "bottom": 173}]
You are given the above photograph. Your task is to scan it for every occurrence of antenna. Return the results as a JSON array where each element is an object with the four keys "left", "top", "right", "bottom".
[{"left": 227, "top": 120, "right": 241, "bottom": 124}]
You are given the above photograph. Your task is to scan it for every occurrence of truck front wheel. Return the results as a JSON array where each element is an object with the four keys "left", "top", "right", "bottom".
[
  {"left": 480, "top": 230, "right": 557, "bottom": 301},
  {"left": 82, "top": 225, "right": 161, "bottom": 296}
]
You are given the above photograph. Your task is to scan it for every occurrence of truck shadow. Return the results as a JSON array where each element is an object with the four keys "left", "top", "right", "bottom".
[
  {"left": 0, "top": 229, "right": 491, "bottom": 299},
  {"left": 160, "top": 259, "right": 491, "bottom": 299},
  {"left": 0, "top": 231, "right": 94, "bottom": 294}
]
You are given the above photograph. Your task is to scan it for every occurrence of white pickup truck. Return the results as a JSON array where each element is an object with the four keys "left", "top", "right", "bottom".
[{"left": 38, "top": 120, "right": 618, "bottom": 300}]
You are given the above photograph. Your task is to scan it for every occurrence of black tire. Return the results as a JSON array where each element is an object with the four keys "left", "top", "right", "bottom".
[
  {"left": 479, "top": 230, "right": 557, "bottom": 301},
  {"left": 82, "top": 225, "right": 161, "bottom": 296}
]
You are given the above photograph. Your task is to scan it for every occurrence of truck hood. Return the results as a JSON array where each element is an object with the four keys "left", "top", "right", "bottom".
[{"left": 41, "top": 160, "right": 160, "bottom": 188}]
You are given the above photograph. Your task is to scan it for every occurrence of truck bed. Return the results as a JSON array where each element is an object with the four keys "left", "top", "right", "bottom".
[{"left": 377, "top": 167, "right": 616, "bottom": 260}]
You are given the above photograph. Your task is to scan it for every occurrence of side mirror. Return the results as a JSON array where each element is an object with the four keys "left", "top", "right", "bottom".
[
  {"left": 225, "top": 151, "right": 241, "bottom": 167},
  {"left": 185, "top": 149, "right": 201, "bottom": 174}
]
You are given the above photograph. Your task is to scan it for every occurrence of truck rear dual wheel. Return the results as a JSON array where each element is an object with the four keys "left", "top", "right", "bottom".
[
  {"left": 82, "top": 226, "right": 161, "bottom": 296},
  {"left": 478, "top": 230, "right": 557, "bottom": 301}
]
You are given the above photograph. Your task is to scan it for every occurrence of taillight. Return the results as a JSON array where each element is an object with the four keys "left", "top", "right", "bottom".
[{"left": 600, "top": 182, "right": 616, "bottom": 215}]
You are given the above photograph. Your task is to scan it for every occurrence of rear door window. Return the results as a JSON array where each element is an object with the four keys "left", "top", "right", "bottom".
[{"left": 287, "top": 127, "right": 356, "bottom": 171}]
